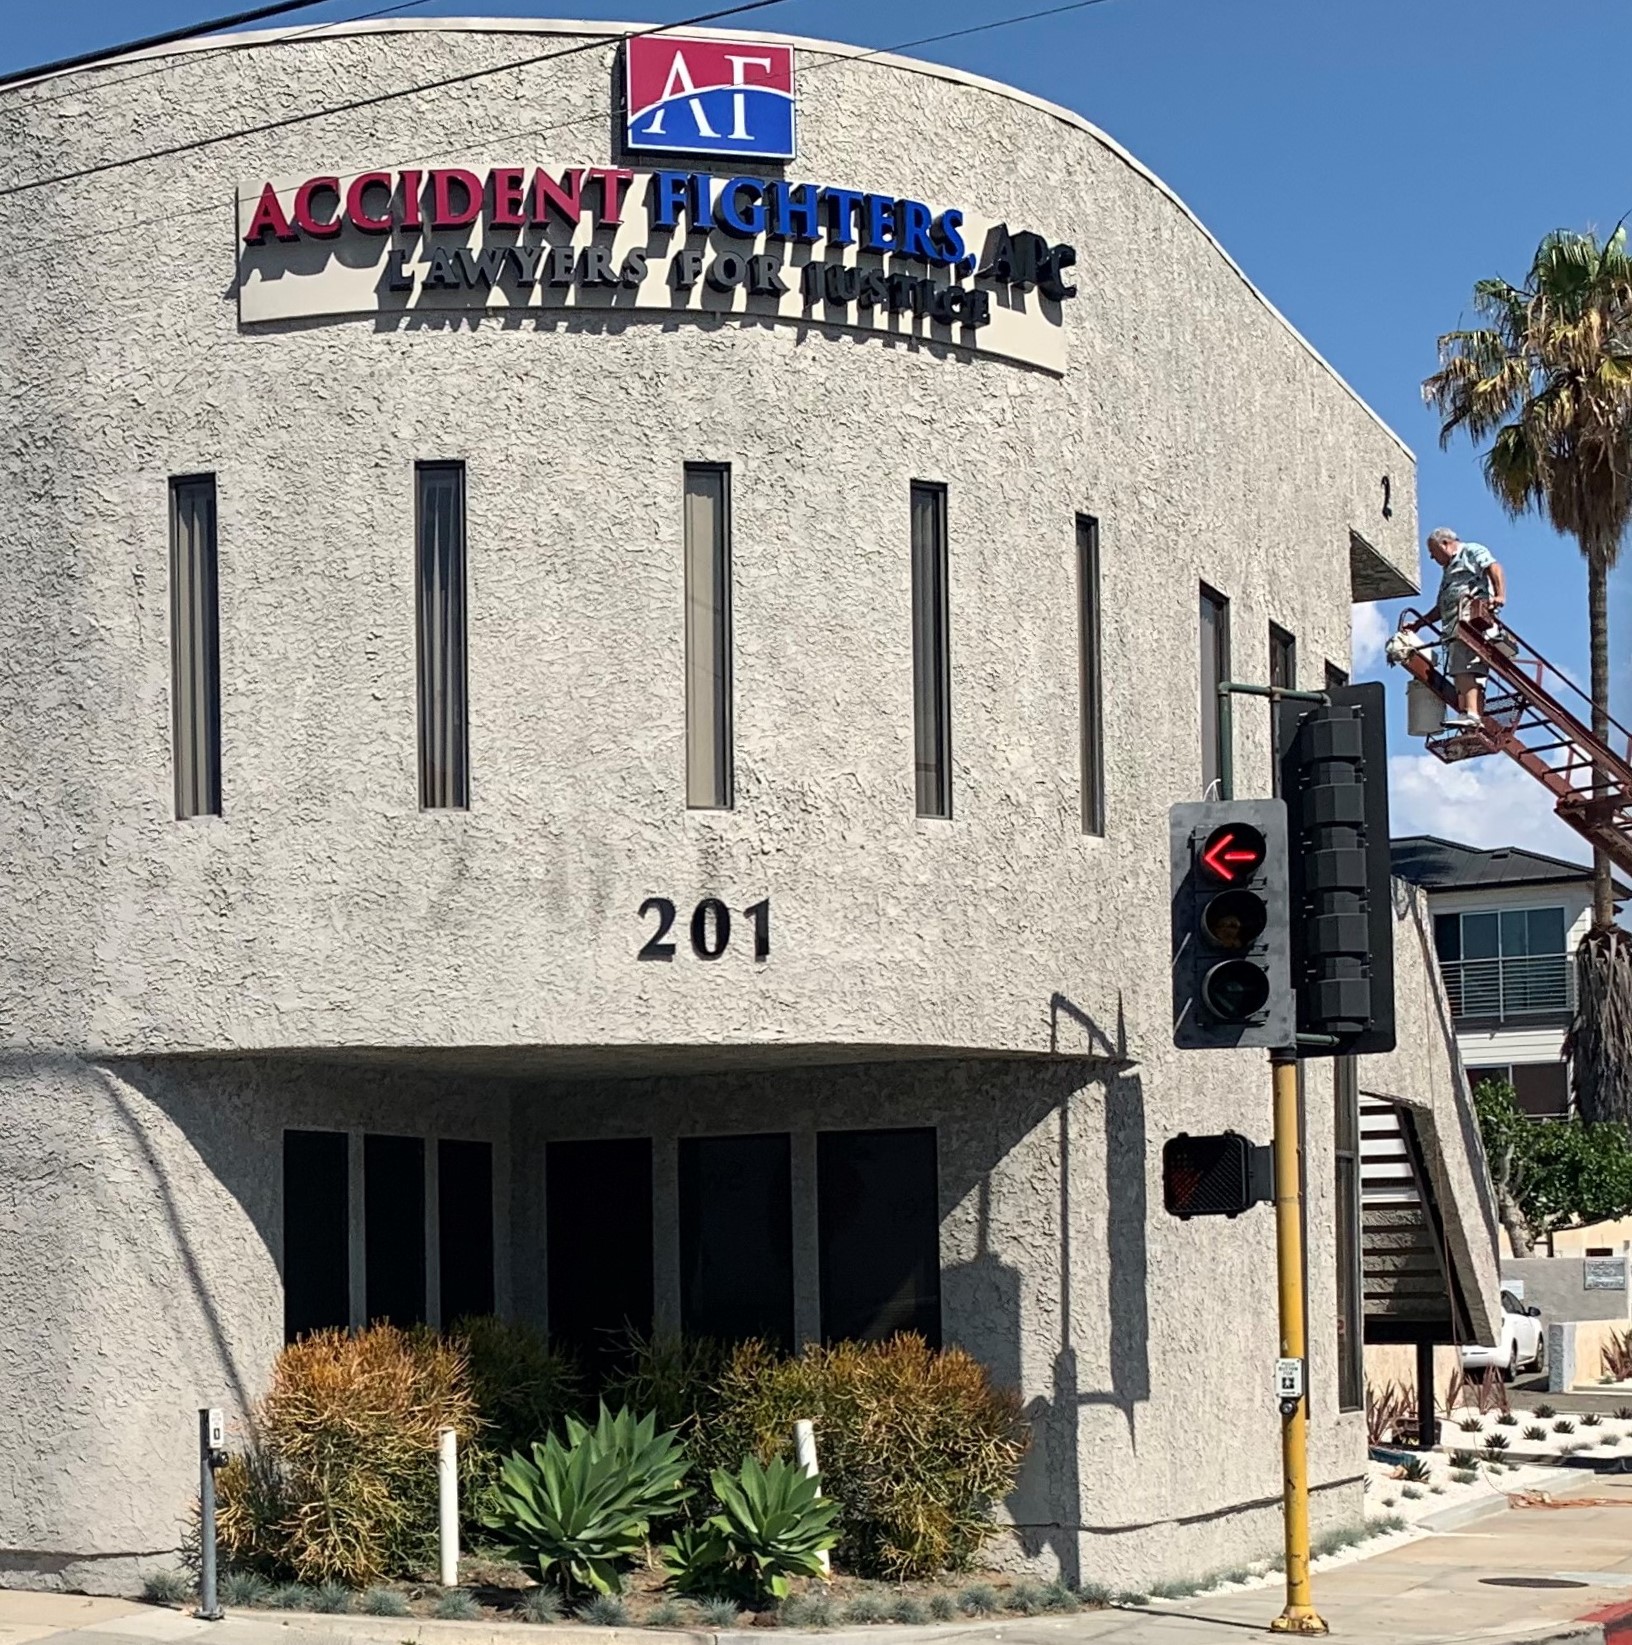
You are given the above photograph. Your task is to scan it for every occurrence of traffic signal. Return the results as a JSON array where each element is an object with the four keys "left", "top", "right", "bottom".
[
  {"left": 1277, "top": 682, "right": 1396, "bottom": 1055},
  {"left": 1170, "top": 800, "right": 1294, "bottom": 1049},
  {"left": 1161, "top": 1131, "right": 1272, "bottom": 1218}
]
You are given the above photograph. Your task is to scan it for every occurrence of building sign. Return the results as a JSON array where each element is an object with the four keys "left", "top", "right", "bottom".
[
  {"left": 1584, "top": 1256, "right": 1627, "bottom": 1292},
  {"left": 624, "top": 36, "right": 796, "bottom": 161},
  {"left": 237, "top": 165, "right": 1077, "bottom": 372}
]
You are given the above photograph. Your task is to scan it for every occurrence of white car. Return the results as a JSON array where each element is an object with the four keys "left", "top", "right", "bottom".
[{"left": 1459, "top": 1288, "right": 1545, "bottom": 1380}]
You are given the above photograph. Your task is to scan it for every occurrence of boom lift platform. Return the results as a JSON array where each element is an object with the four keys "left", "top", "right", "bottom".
[{"left": 1385, "top": 598, "right": 1632, "bottom": 877}]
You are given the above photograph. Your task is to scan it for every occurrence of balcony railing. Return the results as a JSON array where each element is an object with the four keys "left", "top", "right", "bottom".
[{"left": 1440, "top": 954, "right": 1575, "bottom": 1020}]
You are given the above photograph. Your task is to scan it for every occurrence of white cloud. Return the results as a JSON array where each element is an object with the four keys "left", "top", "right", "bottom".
[
  {"left": 1389, "top": 752, "right": 1590, "bottom": 863},
  {"left": 1352, "top": 603, "right": 1390, "bottom": 674}
]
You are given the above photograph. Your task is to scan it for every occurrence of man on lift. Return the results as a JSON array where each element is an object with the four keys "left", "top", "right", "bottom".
[{"left": 1427, "top": 526, "right": 1508, "bottom": 727}]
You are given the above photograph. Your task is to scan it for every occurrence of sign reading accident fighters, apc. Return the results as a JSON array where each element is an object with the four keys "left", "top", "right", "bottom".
[
  {"left": 234, "top": 36, "right": 1077, "bottom": 372},
  {"left": 624, "top": 35, "right": 797, "bottom": 161}
]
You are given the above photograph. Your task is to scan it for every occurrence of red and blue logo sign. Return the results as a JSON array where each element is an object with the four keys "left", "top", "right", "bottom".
[{"left": 625, "top": 35, "right": 796, "bottom": 161}]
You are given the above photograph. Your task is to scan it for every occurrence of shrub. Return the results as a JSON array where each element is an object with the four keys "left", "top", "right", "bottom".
[
  {"left": 1524, "top": 1424, "right": 1547, "bottom": 1440},
  {"left": 266, "top": 1583, "right": 313, "bottom": 1610},
  {"left": 1582, "top": 1412, "right": 1603, "bottom": 1427},
  {"left": 1617, "top": 1406, "right": 1632, "bottom": 1421},
  {"left": 928, "top": 1593, "right": 958, "bottom": 1620},
  {"left": 1402, "top": 1485, "right": 1423, "bottom": 1500},
  {"left": 1078, "top": 1582, "right": 1112, "bottom": 1607},
  {"left": 1398, "top": 1455, "right": 1432, "bottom": 1483},
  {"left": 436, "top": 1590, "right": 483, "bottom": 1621},
  {"left": 647, "top": 1598, "right": 690, "bottom": 1627},
  {"left": 1450, "top": 1468, "right": 1478, "bottom": 1485},
  {"left": 1554, "top": 1418, "right": 1576, "bottom": 1434},
  {"left": 1536, "top": 1403, "right": 1557, "bottom": 1418},
  {"left": 699, "top": 1597, "right": 741, "bottom": 1628},
  {"left": 578, "top": 1594, "right": 630, "bottom": 1627},
  {"left": 142, "top": 1571, "right": 193, "bottom": 1605},
  {"left": 957, "top": 1583, "right": 999, "bottom": 1615},
  {"left": 484, "top": 1406, "right": 691, "bottom": 1595},
  {"left": 1365, "top": 1380, "right": 1412, "bottom": 1446},
  {"left": 1457, "top": 1416, "right": 1483, "bottom": 1432},
  {"left": 216, "top": 1324, "right": 478, "bottom": 1586},
  {"left": 1484, "top": 1433, "right": 1511, "bottom": 1453},
  {"left": 310, "top": 1582, "right": 351, "bottom": 1613},
  {"left": 518, "top": 1587, "right": 564, "bottom": 1624},
  {"left": 1041, "top": 1581, "right": 1079, "bottom": 1613},
  {"left": 709, "top": 1335, "right": 1027, "bottom": 1579},
  {"left": 841, "top": 1592, "right": 887, "bottom": 1624},
  {"left": 221, "top": 1570, "right": 270, "bottom": 1608},
  {"left": 1497, "top": 1412, "right": 1518, "bottom": 1426},
  {"left": 1450, "top": 1450, "right": 1480, "bottom": 1470},
  {"left": 1115, "top": 1591, "right": 1149, "bottom": 1607},
  {"left": 360, "top": 1588, "right": 410, "bottom": 1617},
  {"left": 1604, "top": 1328, "right": 1632, "bottom": 1382},
  {"left": 1005, "top": 1582, "right": 1048, "bottom": 1614},
  {"left": 889, "top": 1595, "right": 928, "bottom": 1624},
  {"left": 683, "top": 1455, "right": 839, "bottom": 1603},
  {"left": 780, "top": 1593, "right": 835, "bottom": 1628}
]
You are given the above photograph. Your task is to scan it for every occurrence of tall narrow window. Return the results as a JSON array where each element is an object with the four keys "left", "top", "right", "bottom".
[
  {"left": 684, "top": 465, "right": 733, "bottom": 808},
  {"left": 1269, "top": 623, "right": 1296, "bottom": 797},
  {"left": 1334, "top": 1057, "right": 1363, "bottom": 1411},
  {"left": 283, "top": 1130, "right": 350, "bottom": 1343},
  {"left": 547, "top": 1138, "right": 653, "bottom": 1367},
  {"left": 1325, "top": 660, "right": 1349, "bottom": 690},
  {"left": 818, "top": 1128, "right": 941, "bottom": 1345},
  {"left": 679, "top": 1134, "right": 794, "bottom": 1349},
  {"left": 910, "top": 483, "right": 951, "bottom": 818},
  {"left": 1199, "top": 585, "right": 1231, "bottom": 798},
  {"left": 416, "top": 462, "right": 468, "bottom": 809},
  {"left": 170, "top": 475, "right": 221, "bottom": 818},
  {"left": 438, "top": 1139, "right": 495, "bottom": 1326},
  {"left": 1077, "top": 516, "right": 1105, "bottom": 835},
  {"left": 365, "top": 1134, "right": 427, "bottom": 1327}
]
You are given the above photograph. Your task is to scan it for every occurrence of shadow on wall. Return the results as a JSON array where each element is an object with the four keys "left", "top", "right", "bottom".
[{"left": 939, "top": 994, "right": 1148, "bottom": 1588}]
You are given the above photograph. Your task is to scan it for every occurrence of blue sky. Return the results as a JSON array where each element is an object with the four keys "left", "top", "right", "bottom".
[{"left": 10, "top": 0, "right": 1630, "bottom": 860}]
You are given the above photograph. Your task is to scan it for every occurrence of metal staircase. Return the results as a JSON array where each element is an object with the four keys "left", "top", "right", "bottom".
[{"left": 1386, "top": 599, "right": 1632, "bottom": 876}]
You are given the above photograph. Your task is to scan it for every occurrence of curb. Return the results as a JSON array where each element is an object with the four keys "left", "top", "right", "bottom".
[{"left": 1416, "top": 1486, "right": 1514, "bottom": 1533}]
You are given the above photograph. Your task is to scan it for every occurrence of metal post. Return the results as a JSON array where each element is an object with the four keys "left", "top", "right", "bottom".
[
  {"left": 1270, "top": 1050, "right": 1327, "bottom": 1635},
  {"left": 792, "top": 1420, "right": 830, "bottom": 1576},
  {"left": 438, "top": 1428, "right": 459, "bottom": 1588},
  {"left": 198, "top": 1409, "right": 223, "bottom": 1621},
  {"left": 1415, "top": 1340, "right": 1438, "bottom": 1451}
]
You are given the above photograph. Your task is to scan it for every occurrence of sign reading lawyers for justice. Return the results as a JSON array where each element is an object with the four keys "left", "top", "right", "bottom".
[{"left": 236, "top": 166, "right": 1077, "bottom": 371}]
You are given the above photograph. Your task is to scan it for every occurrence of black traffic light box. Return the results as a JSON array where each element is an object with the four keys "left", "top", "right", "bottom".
[
  {"left": 1170, "top": 799, "right": 1294, "bottom": 1049},
  {"left": 1276, "top": 682, "right": 1396, "bottom": 1055},
  {"left": 1161, "top": 1131, "right": 1273, "bottom": 1218}
]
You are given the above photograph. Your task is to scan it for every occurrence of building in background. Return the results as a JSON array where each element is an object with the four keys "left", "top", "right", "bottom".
[{"left": 1392, "top": 836, "right": 1628, "bottom": 1117}]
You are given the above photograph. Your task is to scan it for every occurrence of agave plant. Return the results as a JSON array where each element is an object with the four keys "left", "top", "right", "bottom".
[
  {"left": 483, "top": 1405, "right": 691, "bottom": 1594},
  {"left": 664, "top": 1456, "right": 838, "bottom": 1605}
]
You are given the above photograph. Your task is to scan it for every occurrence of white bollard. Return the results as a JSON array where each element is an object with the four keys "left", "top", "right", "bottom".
[
  {"left": 438, "top": 1428, "right": 459, "bottom": 1588},
  {"left": 792, "top": 1420, "right": 830, "bottom": 1575}
]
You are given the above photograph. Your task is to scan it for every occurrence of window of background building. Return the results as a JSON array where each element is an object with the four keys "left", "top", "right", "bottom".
[
  {"left": 1435, "top": 907, "right": 1570, "bottom": 1018},
  {"left": 1078, "top": 516, "right": 1105, "bottom": 835},
  {"left": 679, "top": 1134, "right": 793, "bottom": 1349},
  {"left": 1199, "top": 585, "right": 1231, "bottom": 797},
  {"left": 547, "top": 1138, "right": 653, "bottom": 1365},
  {"left": 1325, "top": 661, "right": 1349, "bottom": 690},
  {"left": 818, "top": 1128, "right": 941, "bottom": 1344},
  {"left": 684, "top": 465, "right": 733, "bottom": 809},
  {"left": 1466, "top": 1061, "right": 1571, "bottom": 1118},
  {"left": 1334, "top": 1057, "right": 1364, "bottom": 1411},
  {"left": 910, "top": 483, "right": 952, "bottom": 818},
  {"left": 170, "top": 475, "right": 222, "bottom": 819},
  {"left": 416, "top": 461, "right": 469, "bottom": 809},
  {"left": 281, "top": 1130, "right": 493, "bottom": 1342},
  {"left": 1269, "top": 622, "right": 1296, "bottom": 796}
]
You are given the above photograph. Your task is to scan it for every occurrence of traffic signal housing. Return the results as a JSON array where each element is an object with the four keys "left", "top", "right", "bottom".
[
  {"left": 1277, "top": 682, "right": 1396, "bottom": 1055},
  {"left": 1161, "top": 1130, "right": 1273, "bottom": 1218},
  {"left": 1170, "top": 799, "right": 1294, "bottom": 1049}
]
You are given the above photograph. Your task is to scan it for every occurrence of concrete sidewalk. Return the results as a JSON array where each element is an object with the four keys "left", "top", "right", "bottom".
[{"left": 9, "top": 1490, "right": 1632, "bottom": 1645}]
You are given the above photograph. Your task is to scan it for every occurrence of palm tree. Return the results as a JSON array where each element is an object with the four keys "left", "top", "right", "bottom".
[{"left": 1424, "top": 226, "right": 1632, "bottom": 1119}]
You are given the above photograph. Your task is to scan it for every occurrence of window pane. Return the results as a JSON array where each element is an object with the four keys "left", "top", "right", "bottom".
[
  {"left": 439, "top": 1139, "right": 495, "bottom": 1326},
  {"left": 1269, "top": 623, "right": 1297, "bottom": 690},
  {"left": 1528, "top": 907, "right": 1567, "bottom": 954},
  {"left": 1078, "top": 516, "right": 1105, "bottom": 834},
  {"left": 1465, "top": 1065, "right": 1510, "bottom": 1090},
  {"left": 1500, "top": 909, "right": 1529, "bottom": 957},
  {"left": 910, "top": 484, "right": 951, "bottom": 818},
  {"left": 1462, "top": 912, "right": 1499, "bottom": 960},
  {"left": 365, "top": 1134, "right": 426, "bottom": 1327},
  {"left": 170, "top": 475, "right": 222, "bottom": 819},
  {"left": 1200, "top": 586, "right": 1230, "bottom": 798},
  {"left": 1434, "top": 914, "right": 1461, "bottom": 962},
  {"left": 679, "top": 1134, "right": 793, "bottom": 1350},
  {"left": 547, "top": 1138, "right": 653, "bottom": 1365},
  {"left": 1511, "top": 1062, "right": 1570, "bottom": 1118},
  {"left": 1325, "top": 661, "right": 1349, "bottom": 690},
  {"left": 818, "top": 1128, "right": 940, "bottom": 1345},
  {"left": 416, "top": 462, "right": 469, "bottom": 809},
  {"left": 283, "top": 1130, "right": 350, "bottom": 1342},
  {"left": 684, "top": 466, "right": 733, "bottom": 809}
]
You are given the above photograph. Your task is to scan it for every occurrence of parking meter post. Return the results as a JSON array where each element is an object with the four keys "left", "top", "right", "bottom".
[
  {"left": 1269, "top": 1050, "right": 1327, "bottom": 1636},
  {"left": 197, "top": 1409, "right": 223, "bottom": 1621}
]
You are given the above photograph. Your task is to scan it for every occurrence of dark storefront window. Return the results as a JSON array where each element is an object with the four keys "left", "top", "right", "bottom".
[
  {"left": 1269, "top": 622, "right": 1296, "bottom": 798},
  {"left": 910, "top": 483, "right": 952, "bottom": 818},
  {"left": 1334, "top": 1058, "right": 1363, "bottom": 1411},
  {"left": 818, "top": 1128, "right": 940, "bottom": 1345},
  {"left": 1200, "top": 585, "right": 1230, "bottom": 798},
  {"left": 170, "top": 475, "right": 221, "bottom": 819},
  {"left": 416, "top": 461, "right": 468, "bottom": 809},
  {"left": 283, "top": 1129, "right": 350, "bottom": 1342},
  {"left": 1078, "top": 515, "right": 1105, "bottom": 835},
  {"left": 548, "top": 1138, "right": 653, "bottom": 1362},
  {"left": 439, "top": 1138, "right": 496, "bottom": 1325},
  {"left": 679, "top": 1134, "right": 794, "bottom": 1349},
  {"left": 365, "top": 1134, "right": 426, "bottom": 1327}
]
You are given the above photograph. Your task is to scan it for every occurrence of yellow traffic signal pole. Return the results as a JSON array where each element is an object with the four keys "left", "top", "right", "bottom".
[{"left": 1270, "top": 1047, "right": 1327, "bottom": 1635}]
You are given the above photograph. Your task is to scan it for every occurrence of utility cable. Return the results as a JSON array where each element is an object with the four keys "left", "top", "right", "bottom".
[{"left": 0, "top": 0, "right": 363, "bottom": 91}]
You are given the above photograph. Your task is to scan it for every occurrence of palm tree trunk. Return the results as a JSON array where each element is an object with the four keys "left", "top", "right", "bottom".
[{"left": 1588, "top": 551, "right": 1614, "bottom": 930}]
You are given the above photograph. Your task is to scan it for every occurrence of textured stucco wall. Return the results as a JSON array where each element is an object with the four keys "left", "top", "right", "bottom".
[{"left": 0, "top": 17, "right": 1424, "bottom": 1595}]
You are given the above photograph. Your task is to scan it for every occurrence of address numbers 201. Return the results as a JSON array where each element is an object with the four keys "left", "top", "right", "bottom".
[{"left": 638, "top": 897, "right": 770, "bottom": 962}]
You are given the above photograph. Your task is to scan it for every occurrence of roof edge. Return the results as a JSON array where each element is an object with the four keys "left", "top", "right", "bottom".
[{"left": 9, "top": 14, "right": 1415, "bottom": 462}]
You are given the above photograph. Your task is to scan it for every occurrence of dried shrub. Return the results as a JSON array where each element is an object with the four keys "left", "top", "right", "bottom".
[
  {"left": 218, "top": 1325, "right": 478, "bottom": 1586},
  {"left": 1603, "top": 1329, "right": 1632, "bottom": 1382},
  {"left": 1473, "top": 1368, "right": 1511, "bottom": 1415},
  {"left": 1365, "top": 1380, "right": 1413, "bottom": 1446}
]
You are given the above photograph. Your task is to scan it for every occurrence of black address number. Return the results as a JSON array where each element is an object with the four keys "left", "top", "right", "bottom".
[{"left": 638, "top": 897, "right": 770, "bottom": 962}]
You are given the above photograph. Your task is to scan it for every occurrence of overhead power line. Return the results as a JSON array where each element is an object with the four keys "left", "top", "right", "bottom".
[{"left": 0, "top": 0, "right": 356, "bottom": 91}]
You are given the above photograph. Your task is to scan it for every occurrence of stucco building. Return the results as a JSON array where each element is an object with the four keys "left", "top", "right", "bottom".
[{"left": 1, "top": 16, "right": 1495, "bottom": 1596}]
